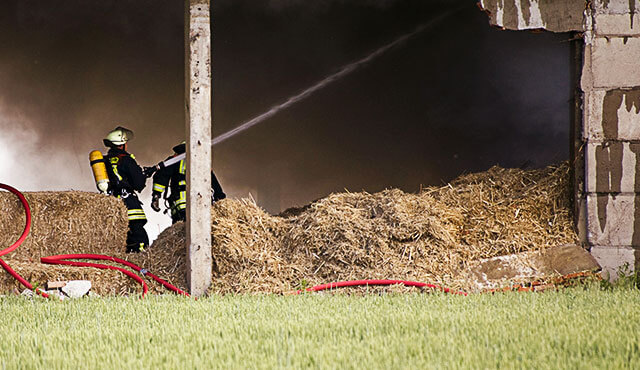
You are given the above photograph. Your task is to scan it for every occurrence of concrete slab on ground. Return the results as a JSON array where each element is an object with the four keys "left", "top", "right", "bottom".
[{"left": 466, "top": 245, "right": 600, "bottom": 290}]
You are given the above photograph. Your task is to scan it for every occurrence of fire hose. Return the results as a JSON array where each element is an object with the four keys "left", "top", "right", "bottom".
[
  {"left": 40, "top": 254, "right": 188, "bottom": 297},
  {"left": 290, "top": 280, "right": 468, "bottom": 295},
  {"left": 0, "top": 183, "right": 188, "bottom": 298},
  {"left": 0, "top": 183, "right": 49, "bottom": 298}
]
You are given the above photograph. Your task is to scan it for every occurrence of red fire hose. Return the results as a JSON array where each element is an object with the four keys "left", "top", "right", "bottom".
[
  {"left": 40, "top": 254, "right": 189, "bottom": 297},
  {"left": 0, "top": 184, "right": 32, "bottom": 258},
  {"left": 0, "top": 183, "right": 49, "bottom": 298},
  {"left": 291, "top": 279, "right": 468, "bottom": 295},
  {"left": 1, "top": 183, "right": 188, "bottom": 298},
  {"left": 40, "top": 255, "right": 149, "bottom": 297}
]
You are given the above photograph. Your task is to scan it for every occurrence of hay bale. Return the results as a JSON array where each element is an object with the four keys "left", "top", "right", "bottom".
[
  {"left": 0, "top": 191, "right": 128, "bottom": 260},
  {"left": 134, "top": 162, "right": 577, "bottom": 295}
]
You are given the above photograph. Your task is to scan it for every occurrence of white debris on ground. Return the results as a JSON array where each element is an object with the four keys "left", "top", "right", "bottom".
[
  {"left": 19, "top": 280, "right": 92, "bottom": 299},
  {"left": 61, "top": 280, "right": 92, "bottom": 298}
]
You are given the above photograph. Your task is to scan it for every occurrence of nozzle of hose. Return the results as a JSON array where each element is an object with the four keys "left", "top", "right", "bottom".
[{"left": 143, "top": 166, "right": 158, "bottom": 178}]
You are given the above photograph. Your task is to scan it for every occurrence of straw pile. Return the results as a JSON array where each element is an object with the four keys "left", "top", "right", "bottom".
[
  {"left": 0, "top": 191, "right": 128, "bottom": 260},
  {"left": 129, "top": 199, "right": 291, "bottom": 294},
  {"left": 135, "top": 162, "right": 577, "bottom": 294},
  {"left": 433, "top": 163, "right": 576, "bottom": 259}
]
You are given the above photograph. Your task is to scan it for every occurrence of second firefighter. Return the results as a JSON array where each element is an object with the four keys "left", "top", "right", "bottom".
[{"left": 150, "top": 142, "right": 226, "bottom": 224}]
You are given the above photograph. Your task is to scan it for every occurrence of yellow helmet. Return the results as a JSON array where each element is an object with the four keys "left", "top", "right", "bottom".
[{"left": 103, "top": 126, "right": 134, "bottom": 147}]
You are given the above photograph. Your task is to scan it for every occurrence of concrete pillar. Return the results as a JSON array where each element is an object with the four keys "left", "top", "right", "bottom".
[{"left": 185, "top": 0, "right": 212, "bottom": 296}]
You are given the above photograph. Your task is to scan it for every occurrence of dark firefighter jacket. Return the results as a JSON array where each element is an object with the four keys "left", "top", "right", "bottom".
[
  {"left": 151, "top": 155, "right": 225, "bottom": 213},
  {"left": 104, "top": 147, "right": 149, "bottom": 248},
  {"left": 104, "top": 147, "right": 147, "bottom": 195}
]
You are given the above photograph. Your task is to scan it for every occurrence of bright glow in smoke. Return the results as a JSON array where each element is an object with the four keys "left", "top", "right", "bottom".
[{"left": 212, "top": 8, "right": 460, "bottom": 146}]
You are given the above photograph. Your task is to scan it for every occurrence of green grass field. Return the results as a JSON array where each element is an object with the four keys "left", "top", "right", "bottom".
[{"left": 1, "top": 286, "right": 639, "bottom": 369}]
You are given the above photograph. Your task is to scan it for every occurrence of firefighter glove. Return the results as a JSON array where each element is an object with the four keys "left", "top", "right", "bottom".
[
  {"left": 151, "top": 193, "right": 161, "bottom": 212},
  {"left": 143, "top": 166, "right": 157, "bottom": 178}
]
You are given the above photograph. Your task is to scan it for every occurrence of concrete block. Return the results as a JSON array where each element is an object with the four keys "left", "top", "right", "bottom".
[
  {"left": 62, "top": 280, "right": 91, "bottom": 298},
  {"left": 480, "top": 0, "right": 584, "bottom": 32},
  {"left": 582, "top": 90, "right": 605, "bottom": 140},
  {"left": 590, "top": 245, "right": 640, "bottom": 280},
  {"left": 581, "top": 43, "right": 594, "bottom": 90},
  {"left": 577, "top": 197, "right": 588, "bottom": 244},
  {"left": 586, "top": 194, "right": 640, "bottom": 246},
  {"left": 583, "top": 88, "right": 640, "bottom": 141},
  {"left": 595, "top": 14, "right": 640, "bottom": 36},
  {"left": 592, "top": 37, "right": 640, "bottom": 88},
  {"left": 585, "top": 142, "right": 640, "bottom": 193},
  {"left": 594, "top": 0, "right": 640, "bottom": 15}
]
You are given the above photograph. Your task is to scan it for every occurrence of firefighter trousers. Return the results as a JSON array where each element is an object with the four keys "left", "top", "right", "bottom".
[{"left": 122, "top": 194, "right": 149, "bottom": 251}]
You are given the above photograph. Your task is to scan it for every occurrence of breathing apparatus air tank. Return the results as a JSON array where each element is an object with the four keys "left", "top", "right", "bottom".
[{"left": 89, "top": 150, "right": 110, "bottom": 194}]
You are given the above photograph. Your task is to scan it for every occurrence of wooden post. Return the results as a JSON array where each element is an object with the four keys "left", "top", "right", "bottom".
[{"left": 185, "top": 0, "right": 212, "bottom": 296}]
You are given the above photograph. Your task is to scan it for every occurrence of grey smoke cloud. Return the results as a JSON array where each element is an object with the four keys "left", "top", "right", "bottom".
[
  {"left": 266, "top": 0, "right": 405, "bottom": 10},
  {"left": 216, "top": 0, "right": 413, "bottom": 12}
]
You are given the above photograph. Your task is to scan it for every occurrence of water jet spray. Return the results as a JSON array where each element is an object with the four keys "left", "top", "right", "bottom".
[
  {"left": 146, "top": 8, "right": 463, "bottom": 174},
  {"left": 212, "top": 7, "right": 462, "bottom": 147}
]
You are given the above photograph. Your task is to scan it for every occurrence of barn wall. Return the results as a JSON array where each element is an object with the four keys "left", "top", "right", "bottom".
[{"left": 583, "top": 0, "right": 640, "bottom": 279}]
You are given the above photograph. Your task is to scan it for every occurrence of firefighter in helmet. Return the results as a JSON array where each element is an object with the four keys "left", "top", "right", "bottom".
[
  {"left": 103, "top": 126, "right": 149, "bottom": 253},
  {"left": 150, "top": 141, "right": 226, "bottom": 224}
]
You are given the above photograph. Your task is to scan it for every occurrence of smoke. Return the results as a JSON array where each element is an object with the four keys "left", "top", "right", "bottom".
[
  {"left": 217, "top": 0, "right": 426, "bottom": 12},
  {"left": 0, "top": 0, "right": 572, "bottom": 231}
]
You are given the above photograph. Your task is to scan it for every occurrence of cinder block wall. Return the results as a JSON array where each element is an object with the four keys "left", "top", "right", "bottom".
[
  {"left": 479, "top": 0, "right": 640, "bottom": 279},
  {"left": 582, "top": 1, "right": 640, "bottom": 279}
]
